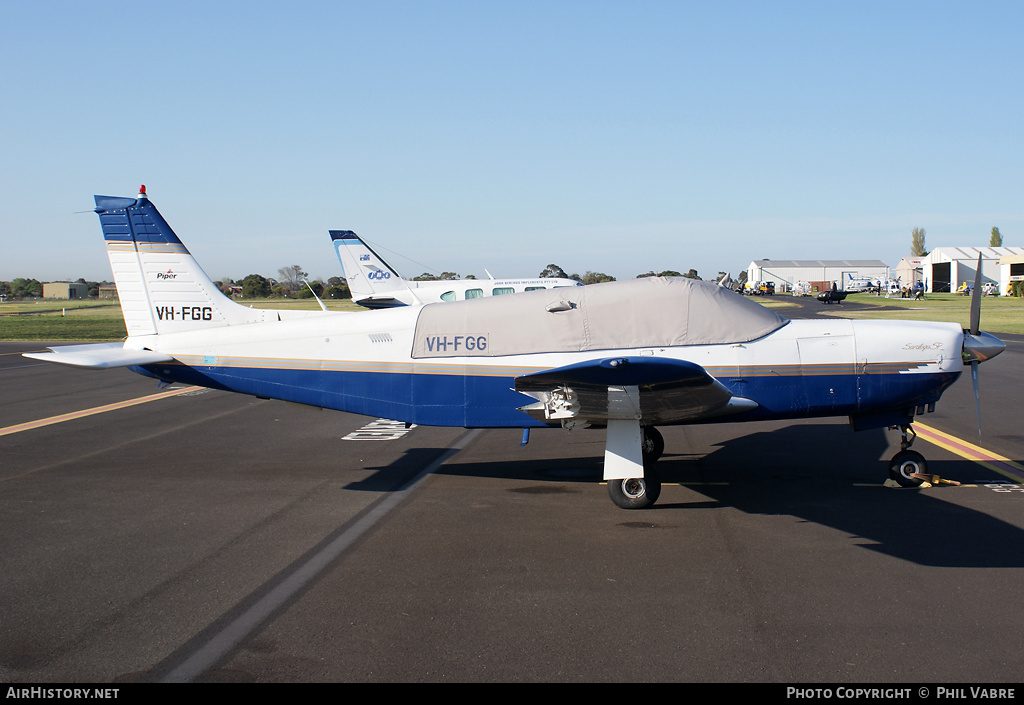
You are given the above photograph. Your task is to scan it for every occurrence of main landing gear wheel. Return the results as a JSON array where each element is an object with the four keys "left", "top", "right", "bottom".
[
  {"left": 888, "top": 450, "right": 927, "bottom": 488},
  {"left": 607, "top": 469, "right": 662, "bottom": 510},
  {"left": 641, "top": 426, "right": 664, "bottom": 463}
]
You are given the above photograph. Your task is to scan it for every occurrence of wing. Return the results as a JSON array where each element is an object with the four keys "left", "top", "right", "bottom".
[
  {"left": 514, "top": 356, "right": 756, "bottom": 426},
  {"left": 23, "top": 343, "right": 172, "bottom": 369}
]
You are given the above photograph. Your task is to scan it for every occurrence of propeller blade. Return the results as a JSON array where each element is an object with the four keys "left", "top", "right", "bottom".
[
  {"left": 971, "top": 359, "right": 981, "bottom": 437},
  {"left": 965, "top": 254, "right": 990, "bottom": 437},
  {"left": 969, "top": 252, "right": 982, "bottom": 336}
]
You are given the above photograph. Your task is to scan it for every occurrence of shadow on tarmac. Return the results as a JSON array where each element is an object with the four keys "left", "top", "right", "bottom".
[{"left": 361, "top": 423, "right": 1024, "bottom": 569}]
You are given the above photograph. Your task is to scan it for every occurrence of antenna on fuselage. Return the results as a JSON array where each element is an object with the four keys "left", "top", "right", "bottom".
[{"left": 305, "top": 281, "right": 329, "bottom": 312}]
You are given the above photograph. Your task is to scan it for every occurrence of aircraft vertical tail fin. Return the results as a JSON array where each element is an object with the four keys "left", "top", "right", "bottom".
[
  {"left": 96, "top": 187, "right": 263, "bottom": 336},
  {"left": 330, "top": 230, "right": 418, "bottom": 307}
]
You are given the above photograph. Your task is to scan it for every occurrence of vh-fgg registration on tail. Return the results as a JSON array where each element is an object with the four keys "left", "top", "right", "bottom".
[{"left": 26, "top": 187, "right": 1005, "bottom": 509}]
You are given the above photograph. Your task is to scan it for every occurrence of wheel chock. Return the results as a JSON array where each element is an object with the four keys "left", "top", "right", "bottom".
[
  {"left": 883, "top": 475, "right": 961, "bottom": 488},
  {"left": 910, "top": 473, "right": 961, "bottom": 487}
]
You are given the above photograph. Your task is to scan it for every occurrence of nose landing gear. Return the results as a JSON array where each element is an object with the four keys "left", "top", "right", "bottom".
[{"left": 888, "top": 425, "right": 928, "bottom": 488}]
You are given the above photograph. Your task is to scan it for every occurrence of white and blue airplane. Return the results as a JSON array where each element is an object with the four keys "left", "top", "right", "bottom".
[
  {"left": 26, "top": 188, "right": 1006, "bottom": 509},
  {"left": 843, "top": 273, "right": 879, "bottom": 293},
  {"left": 330, "top": 229, "right": 581, "bottom": 308}
]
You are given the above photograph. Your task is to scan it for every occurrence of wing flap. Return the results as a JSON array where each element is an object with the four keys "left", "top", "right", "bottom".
[{"left": 23, "top": 343, "right": 172, "bottom": 369}]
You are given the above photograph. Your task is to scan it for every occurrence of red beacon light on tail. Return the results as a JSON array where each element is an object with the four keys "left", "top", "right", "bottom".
[{"left": 138, "top": 185, "right": 147, "bottom": 198}]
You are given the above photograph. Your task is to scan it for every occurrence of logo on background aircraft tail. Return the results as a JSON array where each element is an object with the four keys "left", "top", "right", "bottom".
[
  {"left": 96, "top": 186, "right": 264, "bottom": 336},
  {"left": 330, "top": 230, "right": 419, "bottom": 307}
]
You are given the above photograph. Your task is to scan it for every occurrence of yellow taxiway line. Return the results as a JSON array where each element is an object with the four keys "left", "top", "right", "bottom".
[
  {"left": 914, "top": 422, "right": 1024, "bottom": 484},
  {"left": 2, "top": 384, "right": 1020, "bottom": 486},
  {"left": 0, "top": 386, "right": 201, "bottom": 437}
]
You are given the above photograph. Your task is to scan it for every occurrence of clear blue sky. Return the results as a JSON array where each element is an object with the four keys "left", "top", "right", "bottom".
[{"left": 2, "top": 1, "right": 1021, "bottom": 284}]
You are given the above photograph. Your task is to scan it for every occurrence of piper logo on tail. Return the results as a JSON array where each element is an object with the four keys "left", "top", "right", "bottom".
[{"left": 156, "top": 269, "right": 177, "bottom": 280}]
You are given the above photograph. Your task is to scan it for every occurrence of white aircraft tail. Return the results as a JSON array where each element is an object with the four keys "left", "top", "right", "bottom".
[
  {"left": 96, "top": 187, "right": 264, "bottom": 336},
  {"left": 330, "top": 230, "right": 420, "bottom": 307}
]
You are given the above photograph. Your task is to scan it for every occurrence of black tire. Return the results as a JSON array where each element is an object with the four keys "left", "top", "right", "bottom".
[
  {"left": 641, "top": 426, "right": 665, "bottom": 464},
  {"left": 888, "top": 450, "right": 927, "bottom": 488},
  {"left": 607, "top": 469, "right": 662, "bottom": 509}
]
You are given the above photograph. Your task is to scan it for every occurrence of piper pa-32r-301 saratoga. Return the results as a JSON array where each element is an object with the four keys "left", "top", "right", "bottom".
[
  {"left": 330, "top": 229, "right": 581, "bottom": 308},
  {"left": 26, "top": 188, "right": 1006, "bottom": 509}
]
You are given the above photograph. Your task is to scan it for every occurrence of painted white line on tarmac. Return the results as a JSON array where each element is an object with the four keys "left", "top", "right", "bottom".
[{"left": 158, "top": 428, "right": 481, "bottom": 683}]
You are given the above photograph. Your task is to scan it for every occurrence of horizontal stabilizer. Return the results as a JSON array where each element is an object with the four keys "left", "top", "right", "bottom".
[
  {"left": 354, "top": 296, "right": 407, "bottom": 309},
  {"left": 23, "top": 343, "right": 172, "bottom": 369}
]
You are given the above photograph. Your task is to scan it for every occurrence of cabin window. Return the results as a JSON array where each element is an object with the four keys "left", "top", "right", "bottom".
[
  {"left": 525, "top": 286, "right": 546, "bottom": 291},
  {"left": 492, "top": 287, "right": 515, "bottom": 296},
  {"left": 465, "top": 288, "right": 483, "bottom": 299},
  {"left": 440, "top": 291, "right": 456, "bottom": 302}
]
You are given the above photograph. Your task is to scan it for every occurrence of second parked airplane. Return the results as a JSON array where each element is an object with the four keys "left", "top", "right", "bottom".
[{"left": 330, "top": 229, "right": 581, "bottom": 308}]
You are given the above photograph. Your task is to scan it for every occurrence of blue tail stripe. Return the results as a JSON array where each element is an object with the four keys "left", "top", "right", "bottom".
[
  {"left": 97, "top": 212, "right": 132, "bottom": 240},
  {"left": 94, "top": 195, "right": 185, "bottom": 246}
]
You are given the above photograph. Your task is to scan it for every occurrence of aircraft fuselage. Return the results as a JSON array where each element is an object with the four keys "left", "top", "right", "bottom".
[{"left": 127, "top": 311, "right": 964, "bottom": 431}]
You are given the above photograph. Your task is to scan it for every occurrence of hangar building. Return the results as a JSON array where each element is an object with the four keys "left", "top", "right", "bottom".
[
  {"left": 893, "top": 258, "right": 924, "bottom": 287},
  {"left": 43, "top": 282, "right": 89, "bottom": 299},
  {"left": 922, "top": 247, "right": 1024, "bottom": 293},
  {"left": 746, "top": 260, "right": 889, "bottom": 293},
  {"left": 1000, "top": 253, "right": 1024, "bottom": 295}
]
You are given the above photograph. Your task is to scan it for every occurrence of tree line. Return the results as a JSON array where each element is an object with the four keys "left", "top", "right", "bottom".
[
  {"left": 8, "top": 226, "right": 1012, "bottom": 302},
  {"left": 2, "top": 263, "right": 722, "bottom": 302},
  {"left": 1, "top": 277, "right": 100, "bottom": 299},
  {"left": 537, "top": 264, "right": 706, "bottom": 283},
  {"left": 230, "top": 263, "right": 714, "bottom": 299},
  {"left": 226, "top": 266, "right": 351, "bottom": 300}
]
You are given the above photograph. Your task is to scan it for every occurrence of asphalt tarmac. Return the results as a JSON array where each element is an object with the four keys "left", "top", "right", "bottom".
[{"left": 1, "top": 322, "right": 1022, "bottom": 683}]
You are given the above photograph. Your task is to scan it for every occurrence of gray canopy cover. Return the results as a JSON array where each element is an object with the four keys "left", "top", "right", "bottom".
[{"left": 411, "top": 277, "right": 787, "bottom": 359}]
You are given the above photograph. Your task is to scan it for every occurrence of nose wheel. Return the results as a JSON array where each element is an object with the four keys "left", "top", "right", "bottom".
[
  {"left": 889, "top": 450, "right": 928, "bottom": 487},
  {"left": 888, "top": 425, "right": 928, "bottom": 488}
]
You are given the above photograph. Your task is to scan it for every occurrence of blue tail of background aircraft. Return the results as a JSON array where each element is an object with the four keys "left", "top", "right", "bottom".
[{"left": 330, "top": 229, "right": 417, "bottom": 307}]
